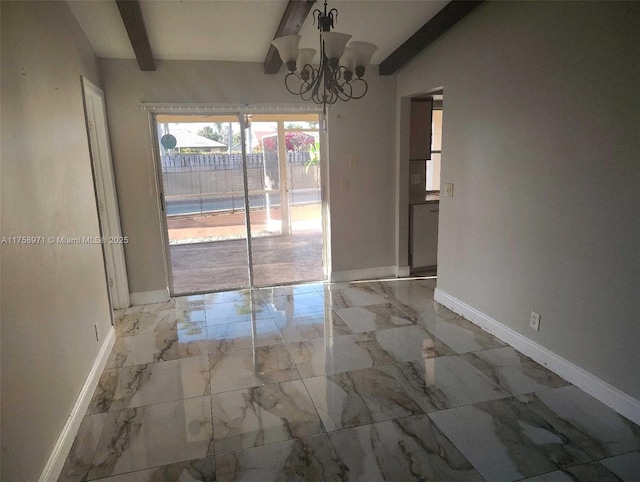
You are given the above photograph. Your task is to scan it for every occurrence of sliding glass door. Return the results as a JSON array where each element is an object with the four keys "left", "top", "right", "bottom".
[{"left": 155, "top": 112, "right": 324, "bottom": 295}]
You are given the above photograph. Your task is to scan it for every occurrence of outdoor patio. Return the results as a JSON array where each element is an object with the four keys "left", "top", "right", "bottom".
[
  {"left": 167, "top": 204, "right": 324, "bottom": 293},
  {"left": 169, "top": 230, "right": 324, "bottom": 294}
]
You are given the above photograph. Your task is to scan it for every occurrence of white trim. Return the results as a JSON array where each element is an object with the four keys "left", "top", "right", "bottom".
[
  {"left": 139, "top": 103, "right": 323, "bottom": 114},
  {"left": 39, "top": 327, "right": 116, "bottom": 482},
  {"left": 82, "top": 78, "right": 130, "bottom": 310},
  {"left": 330, "top": 266, "right": 396, "bottom": 283},
  {"left": 434, "top": 288, "right": 640, "bottom": 425},
  {"left": 396, "top": 265, "right": 411, "bottom": 278},
  {"left": 130, "top": 289, "right": 171, "bottom": 306}
]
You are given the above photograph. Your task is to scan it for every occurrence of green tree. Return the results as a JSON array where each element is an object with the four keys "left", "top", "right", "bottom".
[{"left": 198, "top": 124, "right": 224, "bottom": 143}]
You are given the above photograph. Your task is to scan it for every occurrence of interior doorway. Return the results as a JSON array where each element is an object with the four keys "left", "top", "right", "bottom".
[
  {"left": 82, "top": 78, "right": 130, "bottom": 310},
  {"left": 153, "top": 112, "right": 325, "bottom": 295}
]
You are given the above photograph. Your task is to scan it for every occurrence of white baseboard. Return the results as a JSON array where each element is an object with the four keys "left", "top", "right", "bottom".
[
  {"left": 39, "top": 326, "right": 116, "bottom": 482},
  {"left": 434, "top": 288, "right": 640, "bottom": 426},
  {"left": 330, "top": 266, "right": 396, "bottom": 283},
  {"left": 396, "top": 265, "right": 411, "bottom": 278},
  {"left": 130, "top": 289, "right": 170, "bottom": 306}
]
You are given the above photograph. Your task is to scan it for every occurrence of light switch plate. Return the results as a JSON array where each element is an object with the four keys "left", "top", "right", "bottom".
[
  {"left": 411, "top": 174, "right": 421, "bottom": 184},
  {"left": 444, "top": 183, "right": 454, "bottom": 197}
]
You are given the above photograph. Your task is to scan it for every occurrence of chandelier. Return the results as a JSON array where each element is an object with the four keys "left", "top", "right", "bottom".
[{"left": 271, "top": 0, "right": 377, "bottom": 113}]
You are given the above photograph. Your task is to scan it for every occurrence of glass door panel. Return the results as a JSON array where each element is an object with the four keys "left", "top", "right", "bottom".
[
  {"left": 157, "top": 114, "right": 249, "bottom": 294},
  {"left": 249, "top": 115, "right": 324, "bottom": 287}
]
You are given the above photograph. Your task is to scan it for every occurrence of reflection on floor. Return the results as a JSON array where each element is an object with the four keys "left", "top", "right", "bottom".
[
  {"left": 169, "top": 231, "right": 324, "bottom": 294},
  {"left": 59, "top": 278, "right": 640, "bottom": 481}
]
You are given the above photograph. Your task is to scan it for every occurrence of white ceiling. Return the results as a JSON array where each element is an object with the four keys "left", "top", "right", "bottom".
[{"left": 67, "top": 0, "right": 449, "bottom": 66}]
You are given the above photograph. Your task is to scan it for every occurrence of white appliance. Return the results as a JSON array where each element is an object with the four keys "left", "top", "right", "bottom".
[{"left": 410, "top": 204, "right": 439, "bottom": 268}]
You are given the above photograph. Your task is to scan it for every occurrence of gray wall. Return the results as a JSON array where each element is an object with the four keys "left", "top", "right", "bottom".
[
  {"left": 397, "top": 1, "right": 640, "bottom": 399},
  {"left": 100, "top": 59, "right": 397, "bottom": 293},
  {"left": 0, "top": 1, "right": 112, "bottom": 480}
]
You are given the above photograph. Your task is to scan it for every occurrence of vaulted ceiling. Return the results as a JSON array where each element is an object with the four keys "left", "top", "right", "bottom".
[{"left": 67, "top": 0, "right": 480, "bottom": 74}]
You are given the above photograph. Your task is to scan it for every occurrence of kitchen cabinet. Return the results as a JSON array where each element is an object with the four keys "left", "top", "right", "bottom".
[{"left": 410, "top": 203, "right": 439, "bottom": 268}]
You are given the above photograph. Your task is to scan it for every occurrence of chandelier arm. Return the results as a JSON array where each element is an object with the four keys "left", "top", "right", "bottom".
[
  {"left": 346, "top": 78, "right": 369, "bottom": 100},
  {"left": 284, "top": 72, "right": 306, "bottom": 96},
  {"left": 334, "top": 82, "right": 353, "bottom": 102}
]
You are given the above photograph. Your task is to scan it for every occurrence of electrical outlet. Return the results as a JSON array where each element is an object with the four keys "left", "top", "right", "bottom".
[
  {"left": 530, "top": 311, "right": 541, "bottom": 331},
  {"left": 411, "top": 174, "right": 421, "bottom": 184},
  {"left": 94, "top": 323, "right": 100, "bottom": 342}
]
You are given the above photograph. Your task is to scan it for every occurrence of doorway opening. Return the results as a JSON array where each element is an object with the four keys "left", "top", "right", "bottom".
[
  {"left": 154, "top": 112, "right": 325, "bottom": 295},
  {"left": 408, "top": 90, "right": 443, "bottom": 277}
]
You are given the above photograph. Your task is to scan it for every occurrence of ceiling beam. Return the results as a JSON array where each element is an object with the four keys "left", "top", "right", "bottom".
[
  {"left": 264, "top": 0, "right": 315, "bottom": 74},
  {"left": 378, "top": 0, "right": 483, "bottom": 76},
  {"left": 116, "top": 0, "right": 156, "bottom": 71}
]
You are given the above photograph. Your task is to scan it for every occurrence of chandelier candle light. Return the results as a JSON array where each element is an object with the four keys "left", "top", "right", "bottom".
[{"left": 272, "top": 0, "right": 377, "bottom": 113}]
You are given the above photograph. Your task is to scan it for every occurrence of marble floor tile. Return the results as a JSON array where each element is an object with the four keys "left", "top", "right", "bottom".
[
  {"left": 407, "top": 302, "right": 464, "bottom": 325},
  {"left": 335, "top": 303, "right": 416, "bottom": 332},
  {"left": 429, "top": 396, "right": 596, "bottom": 481},
  {"left": 286, "top": 326, "right": 453, "bottom": 378},
  {"left": 94, "top": 457, "right": 216, "bottom": 481},
  {"left": 209, "top": 345, "right": 299, "bottom": 393},
  {"left": 383, "top": 290, "right": 436, "bottom": 314},
  {"left": 266, "top": 291, "right": 327, "bottom": 317},
  {"left": 210, "top": 380, "right": 324, "bottom": 453},
  {"left": 525, "top": 386, "right": 640, "bottom": 459},
  {"left": 275, "top": 310, "right": 352, "bottom": 343},
  {"left": 316, "top": 281, "right": 367, "bottom": 293},
  {"left": 303, "top": 367, "right": 423, "bottom": 431},
  {"left": 206, "top": 319, "right": 283, "bottom": 353},
  {"left": 462, "top": 346, "right": 569, "bottom": 396},
  {"left": 432, "top": 302, "right": 464, "bottom": 321},
  {"left": 520, "top": 461, "right": 628, "bottom": 481},
  {"left": 367, "top": 324, "right": 456, "bottom": 362},
  {"left": 417, "top": 278, "right": 437, "bottom": 290},
  {"left": 87, "top": 397, "right": 214, "bottom": 479},
  {"left": 88, "top": 356, "right": 210, "bottom": 413},
  {"left": 106, "top": 328, "right": 209, "bottom": 368},
  {"left": 142, "top": 300, "right": 179, "bottom": 312},
  {"left": 63, "top": 279, "right": 640, "bottom": 482},
  {"left": 203, "top": 302, "right": 266, "bottom": 325},
  {"left": 174, "top": 295, "right": 205, "bottom": 310},
  {"left": 386, "top": 356, "right": 508, "bottom": 413},
  {"left": 203, "top": 289, "right": 253, "bottom": 305},
  {"left": 329, "top": 414, "right": 483, "bottom": 481},
  {"left": 349, "top": 280, "right": 397, "bottom": 297},
  {"left": 424, "top": 317, "right": 507, "bottom": 353},
  {"left": 324, "top": 287, "right": 388, "bottom": 309},
  {"left": 600, "top": 450, "right": 640, "bottom": 481},
  {"left": 259, "top": 283, "right": 321, "bottom": 299},
  {"left": 114, "top": 305, "right": 143, "bottom": 320},
  {"left": 115, "top": 308, "right": 206, "bottom": 337},
  {"left": 284, "top": 334, "right": 393, "bottom": 378},
  {"left": 58, "top": 413, "right": 107, "bottom": 482},
  {"left": 385, "top": 279, "right": 434, "bottom": 299},
  {"left": 215, "top": 435, "right": 348, "bottom": 482}
]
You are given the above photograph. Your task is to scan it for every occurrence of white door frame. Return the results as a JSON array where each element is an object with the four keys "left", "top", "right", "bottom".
[
  {"left": 81, "top": 78, "right": 130, "bottom": 309},
  {"left": 146, "top": 105, "right": 327, "bottom": 294}
]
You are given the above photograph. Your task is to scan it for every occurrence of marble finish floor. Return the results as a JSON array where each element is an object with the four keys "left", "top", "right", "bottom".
[{"left": 59, "top": 278, "right": 640, "bottom": 481}]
